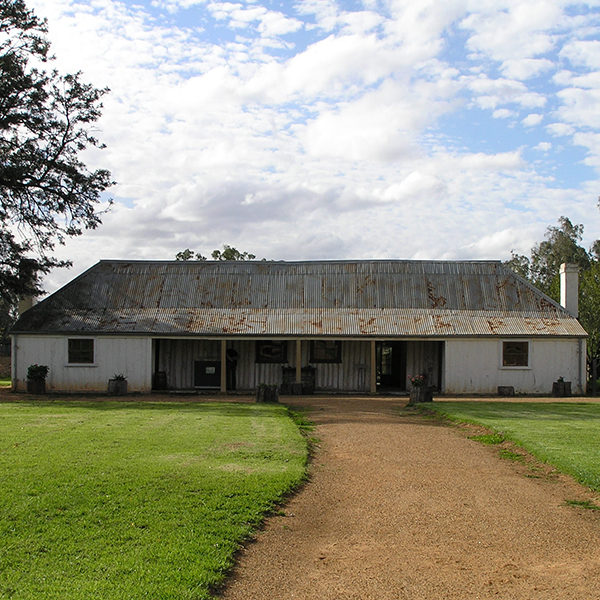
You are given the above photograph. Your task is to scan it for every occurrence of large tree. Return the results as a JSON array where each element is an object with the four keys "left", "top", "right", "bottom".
[
  {"left": 0, "top": 0, "right": 113, "bottom": 306},
  {"left": 505, "top": 216, "right": 590, "bottom": 297}
]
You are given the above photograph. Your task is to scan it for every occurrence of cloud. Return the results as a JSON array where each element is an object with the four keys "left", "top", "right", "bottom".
[
  {"left": 461, "top": 1, "right": 561, "bottom": 62},
  {"left": 463, "top": 74, "right": 547, "bottom": 109},
  {"left": 560, "top": 40, "right": 600, "bottom": 70},
  {"left": 533, "top": 142, "right": 551, "bottom": 151},
  {"left": 500, "top": 58, "right": 554, "bottom": 81},
  {"left": 522, "top": 113, "right": 543, "bottom": 127}
]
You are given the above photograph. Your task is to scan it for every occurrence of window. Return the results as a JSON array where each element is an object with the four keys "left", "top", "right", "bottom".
[
  {"left": 502, "top": 341, "right": 529, "bottom": 367},
  {"left": 310, "top": 340, "right": 342, "bottom": 363},
  {"left": 256, "top": 341, "right": 287, "bottom": 363},
  {"left": 68, "top": 338, "right": 95, "bottom": 364}
]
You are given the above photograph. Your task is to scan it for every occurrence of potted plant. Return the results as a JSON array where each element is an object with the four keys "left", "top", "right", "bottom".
[
  {"left": 552, "top": 376, "right": 571, "bottom": 397},
  {"left": 108, "top": 373, "right": 128, "bottom": 396},
  {"left": 408, "top": 374, "right": 433, "bottom": 404},
  {"left": 27, "top": 364, "right": 49, "bottom": 394}
]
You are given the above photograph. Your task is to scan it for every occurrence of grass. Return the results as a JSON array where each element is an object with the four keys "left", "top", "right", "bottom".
[
  {"left": 428, "top": 402, "right": 600, "bottom": 491},
  {"left": 0, "top": 400, "right": 309, "bottom": 600},
  {"left": 0, "top": 378, "right": 10, "bottom": 388},
  {"left": 564, "top": 499, "right": 600, "bottom": 510}
]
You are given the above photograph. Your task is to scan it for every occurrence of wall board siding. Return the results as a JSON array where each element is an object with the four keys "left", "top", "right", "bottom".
[{"left": 13, "top": 335, "right": 152, "bottom": 392}]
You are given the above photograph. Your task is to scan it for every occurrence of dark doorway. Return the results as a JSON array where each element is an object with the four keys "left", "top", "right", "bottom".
[{"left": 377, "top": 341, "right": 407, "bottom": 391}]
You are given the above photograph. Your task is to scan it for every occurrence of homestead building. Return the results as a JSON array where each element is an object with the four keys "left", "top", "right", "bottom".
[{"left": 10, "top": 260, "right": 587, "bottom": 395}]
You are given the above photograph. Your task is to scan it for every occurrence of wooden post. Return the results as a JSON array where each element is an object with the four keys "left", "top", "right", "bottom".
[
  {"left": 370, "top": 340, "right": 377, "bottom": 395},
  {"left": 220, "top": 340, "right": 227, "bottom": 394},
  {"left": 296, "top": 340, "right": 302, "bottom": 383}
]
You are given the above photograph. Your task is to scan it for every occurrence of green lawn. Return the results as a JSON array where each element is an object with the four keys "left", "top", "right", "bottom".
[
  {"left": 428, "top": 402, "right": 600, "bottom": 491},
  {"left": 0, "top": 378, "right": 10, "bottom": 387},
  {"left": 0, "top": 401, "right": 308, "bottom": 600}
]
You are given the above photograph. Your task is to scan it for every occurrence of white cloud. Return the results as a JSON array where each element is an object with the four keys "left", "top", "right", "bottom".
[
  {"left": 560, "top": 40, "right": 600, "bottom": 70},
  {"left": 545, "top": 122, "right": 576, "bottom": 137},
  {"left": 461, "top": 1, "right": 561, "bottom": 62},
  {"left": 464, "top": 74, "right": 547, "bottom": 110},
  {"left": 522, "top": 113, "right": 543, "bottom": 127},
  {"left": 555, "top": 88, "right": 600, "bottom": 129},
  {"left": 533, "top": 141, "right": 551, "bottom": 151},
  {"left": 493, "top": 108, "right": 514, "bottom": 119},
  {"left": 500, "top": 58, "right": 554, "bottom": 81}
]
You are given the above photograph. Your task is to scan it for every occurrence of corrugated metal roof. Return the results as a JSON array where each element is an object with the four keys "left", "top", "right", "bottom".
[{"left": 11, "top": 260, "right": 587, "bottom": 337}]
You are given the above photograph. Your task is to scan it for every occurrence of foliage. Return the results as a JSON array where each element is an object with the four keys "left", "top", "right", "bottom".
[
  {"left": 26, "top": 362, "right": 48, "bottom": 380},
  {"left": 408, "top": 374, "right": 427, "bottom": 388},
  {"left": 0, "top": 296, "right": 15, "bottom": 348},
  {"left": 176, "top": 244, "right": 258, "bottom": 261},
  {"left": 506, "top": 217, "right": 591, "bottom": 296},
  {"left": 430, "top": 401, "right": 600, "bottom": 491},
  {"left": 505, "top": 216, "right": 600, "bottom": 364},
  {"left": 0, "top": 0, "right": 113, "bottom": 306},
  {"left": 112, "top": 373, "right": 126, "bottom": 380},
  {"left": 0, "top": 400, "right": 308, "bottom": 599}
]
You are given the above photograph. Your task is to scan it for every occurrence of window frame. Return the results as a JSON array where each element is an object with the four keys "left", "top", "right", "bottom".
[
  {"left": 67, "top": 338, "right": 96, "bottom": 366},
  {"left": 310, "top": 340, "right": 342, "bottom": 364},
  {"left": 255, "top": 340, "right": 288, "bottom": 364},
  {"left": 501, "top": 340, "right": 530, "bottom": 369}
]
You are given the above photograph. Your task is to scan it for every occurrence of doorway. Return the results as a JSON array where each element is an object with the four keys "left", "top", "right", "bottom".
[{"left": 377, "top": 341, "right": 407, "bottom": 391}]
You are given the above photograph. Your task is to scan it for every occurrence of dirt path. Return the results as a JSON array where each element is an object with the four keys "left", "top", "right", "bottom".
[{"left": 219, "top": 396, "right": 600, "bottom": 600}]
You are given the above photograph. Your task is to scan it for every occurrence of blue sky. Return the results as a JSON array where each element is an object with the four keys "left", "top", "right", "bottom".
[{"left": 27, "top": 0, "right": 600, "bottom": 291}]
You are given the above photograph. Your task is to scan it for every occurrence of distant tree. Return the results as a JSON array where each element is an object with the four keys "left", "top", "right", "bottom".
[
  {"left": 176, "top": 245, "right": 258, "bottom": 261},
  {"left": 505, "top": 215, "right": 600, "bottom": 377},
  {"left": 175, "top": 248, "right": 201, "bottom": 261},
  {"left": 0, "top": 0, "right": 113, "bottom": 306},
  {"left": 507, "top": 217, "right": 590, "bottom": 297}
]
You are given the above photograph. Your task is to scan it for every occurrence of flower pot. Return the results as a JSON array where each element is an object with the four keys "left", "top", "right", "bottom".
[
  {"left": 108, "top": 379, "right": 128, "bottom": 396},
  {"left": 409, "top": 387, "right": 433, "bottom": 405},
  {"left": 552, "top": 381, "right": 571, "bottom": 397},
  {"left": 27, "top": 379, "right": 46, "bottom": 394}
]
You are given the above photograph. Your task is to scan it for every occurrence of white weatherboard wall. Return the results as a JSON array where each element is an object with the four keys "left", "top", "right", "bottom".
[
  {"left": 445, "top": 338, "right": 586, "bottom": 395},
  {"left": 12, "top": 335, "right": 152, "bottom": 392}
]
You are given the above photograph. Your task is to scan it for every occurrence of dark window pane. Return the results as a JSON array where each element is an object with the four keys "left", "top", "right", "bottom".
[
  {"left": 502, "top": 341, "right": 528, "bottom": 367},
  {"left": 310, "top": 340, "right": 342, "bottom": 363},
  {"left": 68, "top": 339, "right": 94, "bottom": 364},
  {"left": 256, "top": 341, "right": 287, "bottom": 363}
]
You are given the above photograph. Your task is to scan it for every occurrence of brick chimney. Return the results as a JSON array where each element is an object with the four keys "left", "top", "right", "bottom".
[{"left": 560, "top": 263, "right": 579, "bottom": 317}]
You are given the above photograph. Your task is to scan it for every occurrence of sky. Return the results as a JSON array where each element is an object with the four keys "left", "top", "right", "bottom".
[{"left": 25, "top": 0, "right": 600, "bottom": 292}]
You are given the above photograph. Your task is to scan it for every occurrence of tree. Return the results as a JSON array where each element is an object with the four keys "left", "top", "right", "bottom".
[
  {"left": 506, "top": 217, "right": 590, "bottom": 297},
  {"left": 176, "top": 245, "right": 258, "bottom": 261},
  {"left": 0, "top": 0, "right": 113, "bottom": 306},
  {"left": 505, "top": 216, "right": 600, "bottom": 381}
]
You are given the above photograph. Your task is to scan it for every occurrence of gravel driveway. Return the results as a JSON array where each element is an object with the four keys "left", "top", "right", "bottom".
[{"left": 219, "top": 396, "right": 600, "bottom": 600}]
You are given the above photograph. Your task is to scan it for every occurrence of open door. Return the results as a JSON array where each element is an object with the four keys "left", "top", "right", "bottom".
[{"left": 377, "top": 341, "right": 407, "bottom": 391}]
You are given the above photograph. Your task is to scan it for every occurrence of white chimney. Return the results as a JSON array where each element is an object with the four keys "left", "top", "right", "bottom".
[
  {"left": 560, "top": 263, "right": 579, "bottom": 317},
  {"left": 18, "top": 297, "right": 37, "bottom": 316}
]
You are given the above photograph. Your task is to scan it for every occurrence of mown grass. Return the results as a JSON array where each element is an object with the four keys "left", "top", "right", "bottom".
[
  {"left": 428, "top": 402, "right": 600, "bottom": 491},
  {"left": 0, "top": 378, "right": 10, "bottom": 387},
  {"left": 0, "top": 400, "right": 308, "bottom": 600}
]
